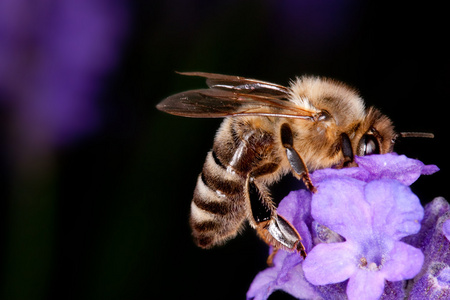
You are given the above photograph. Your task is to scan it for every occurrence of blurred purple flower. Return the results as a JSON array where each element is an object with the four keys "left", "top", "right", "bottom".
[
  {"left": 247, "top": 154, "right": 441, "bottom": 300},
  {"left": 303, "top": 178, "right": 424, "bottom": 300},
  {"left": 0, "top": 0, "right": 129, "bottom": 147}
]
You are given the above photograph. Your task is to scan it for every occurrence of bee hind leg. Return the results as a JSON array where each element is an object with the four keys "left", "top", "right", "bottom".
[
  {"left": 253, "top": 213, "right": 307, "bottom": 264},
  {"left": 280, "top": 123, "right": 317, "bottom": 193},
  {"left": 265, "top": 214, "right": 307, "bottom": 257},
  {"left": 247, "top": 163, "right": 279, "bottom": 224},
  {"left": 246, "top": 164, "right": 307, "bottom": 264}
]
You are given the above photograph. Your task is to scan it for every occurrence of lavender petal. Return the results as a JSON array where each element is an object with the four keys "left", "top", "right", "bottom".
[
  {"left": 311, "top": 177, "right": 372, "bottom": 239},
  {"left": 303, "top": 241, "right": 358, "bottom": 285},
  {"left": 347, "top": 269, "right": 386, "bottom": 300},
  {"left": 365, "top": 180, "right": 424, "bottom": 240},
  {"left": 382, "top": 241, "right": 424, "bottom": 282},
  {"left": 443, "top": 220, "right": 450, "bottom": 242},
  {"left": 246, "top": 251, "right": 319, "bottom": 300},
  {"left": 354, "top": 153, "right": 439, "bottom": 186}
]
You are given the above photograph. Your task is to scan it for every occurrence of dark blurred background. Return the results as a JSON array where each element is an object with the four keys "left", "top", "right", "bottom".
[{"left": 0, "top": 0, "right": 448, "bottom": 299}]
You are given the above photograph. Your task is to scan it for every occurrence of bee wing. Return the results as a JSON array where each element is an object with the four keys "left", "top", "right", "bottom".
[
  {"left": 178, "top": 71, "right": 290, "bottom": 98},
  {"left": 157, "top": 88, "right": 317, "bottom": 119}
]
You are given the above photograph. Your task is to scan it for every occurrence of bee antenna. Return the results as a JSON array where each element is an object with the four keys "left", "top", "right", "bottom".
[{"left": 399, "top": 132, "right": 435, "bottom": 138}]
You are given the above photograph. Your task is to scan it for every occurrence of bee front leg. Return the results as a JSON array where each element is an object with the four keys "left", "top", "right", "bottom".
[
  {"left": 246, "top": 164, "right": 307, "bottom": 264},
  {"left": 280, "top": 123, "right": 317, "bottom": 193}
]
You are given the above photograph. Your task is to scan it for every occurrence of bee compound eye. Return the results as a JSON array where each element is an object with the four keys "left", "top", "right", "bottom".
[{"left": 357, "top": 134, "right": 380, "bottom": 156}]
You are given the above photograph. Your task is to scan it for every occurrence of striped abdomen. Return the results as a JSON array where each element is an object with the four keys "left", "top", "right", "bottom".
[
  {"left": 189, "top": 119, "right": 276, "bottom": 248},
  {"left": 190, "top": 149, "right": 247, "bottom": 248}
]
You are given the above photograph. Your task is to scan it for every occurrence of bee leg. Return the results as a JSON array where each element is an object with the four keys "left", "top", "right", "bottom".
[
  {"left": 266, "top": 248, "right": 279, "bottom": 266},
  {"left": 265, "top": 214, "right": 307, "bottom": 258},
  {"left": 247, "top": 163, "right": 279, "bottom": 224},
  {"left": 246, "top": 164, "right": 307, "bottom": 262},
  {"left": 280, "top": 123, "right": 317, "bottom": 193}
]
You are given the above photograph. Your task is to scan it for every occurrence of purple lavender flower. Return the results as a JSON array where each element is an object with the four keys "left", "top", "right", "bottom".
[
  {"left": 246, "top": 249, "right": 319, "bottom": 300},
  {"left": 303, "top": 178, "right": 424, "bottom": 300},
  {"left": 405, "top": 197, "right": 450, "bottom": 299},
  {"left": 247, "top": 154, "right": 440, "bottom": 300}
]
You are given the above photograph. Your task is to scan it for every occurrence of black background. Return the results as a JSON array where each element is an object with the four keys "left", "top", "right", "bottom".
[{"left": 1, "top": 1, "right": 448, "bottom": 299}]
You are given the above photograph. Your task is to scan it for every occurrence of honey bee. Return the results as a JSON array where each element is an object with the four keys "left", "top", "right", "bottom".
[{"left": 157, "top": 72, "right": 432, "bottom": 260}]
